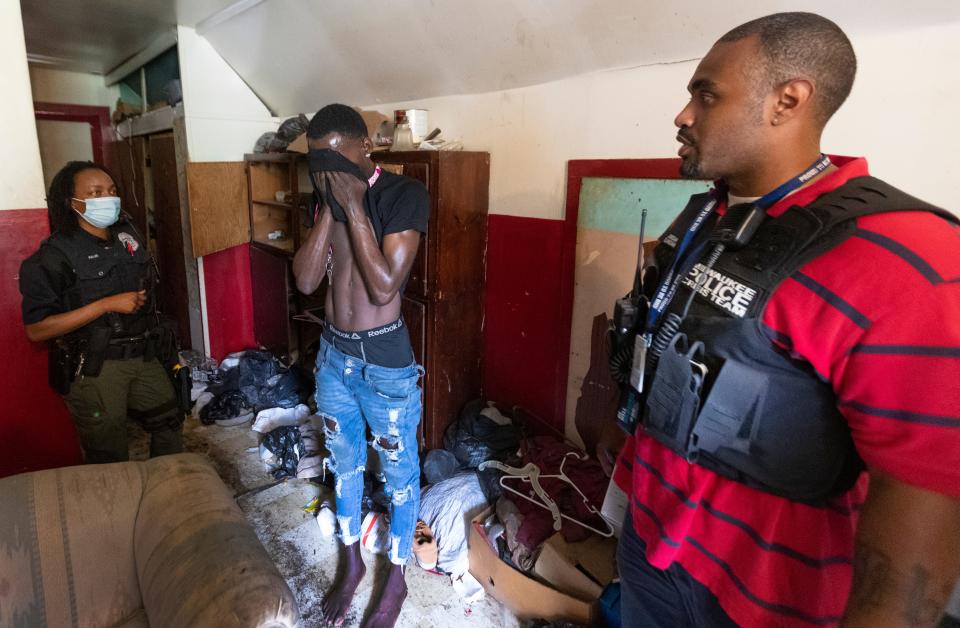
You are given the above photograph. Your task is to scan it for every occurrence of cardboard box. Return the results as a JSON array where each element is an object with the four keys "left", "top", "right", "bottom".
[
  {"left": 468, "top": 510, "right": 616, "bottom": 624},
  {"left": 532, "top": 532, "right": 617, "bottom": 602}
]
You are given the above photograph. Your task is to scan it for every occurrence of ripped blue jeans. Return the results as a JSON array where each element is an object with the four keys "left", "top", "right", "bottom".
[{"left": 315, "top": 338, "right": 423, "bottom": 565}]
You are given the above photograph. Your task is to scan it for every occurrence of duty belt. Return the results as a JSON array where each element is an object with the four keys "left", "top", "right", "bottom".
[{"left": 105, "top": 336, "right": 148, "bottom": 360}]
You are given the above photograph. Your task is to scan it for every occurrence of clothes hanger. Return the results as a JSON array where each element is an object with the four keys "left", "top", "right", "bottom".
[{"left": 479, "top": 452, "right": 614, "bottom": 537}]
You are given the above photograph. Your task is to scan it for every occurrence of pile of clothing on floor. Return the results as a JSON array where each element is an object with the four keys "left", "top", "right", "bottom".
[
  {"left": 180, "top": 349, "right": 316, "bottom": 480},
  {"left": 243, "top": 393, "right": 614, "bottom": 605},
  {"left": 185, "top": 350, "right": 312, "bottom": 479},
  {"left": 191, "top": 350, "right": 310, "bottom": 426},
  {"left": 414, "top": 400, "right": 613, "bottom": 602}
]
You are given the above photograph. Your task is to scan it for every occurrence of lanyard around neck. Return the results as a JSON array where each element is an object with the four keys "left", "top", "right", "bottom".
[{"left": 645, "top": 154, "right": 832, "bottom": 332}]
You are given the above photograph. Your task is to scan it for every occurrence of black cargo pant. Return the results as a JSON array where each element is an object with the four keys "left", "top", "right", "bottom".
[
  {"left": 617, "top": 512, "right": 737, "bottom": 627},
  {"left": 63, "top": 357, "right": 182, "bottom": 463}
]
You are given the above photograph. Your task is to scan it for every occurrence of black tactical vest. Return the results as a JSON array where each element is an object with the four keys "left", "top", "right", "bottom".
[
  {"left": 643, "top": 176, "right": 957, "bottom": 503},
  {"left": 39, "top": 221, "right": 154, "bottom": 339}
]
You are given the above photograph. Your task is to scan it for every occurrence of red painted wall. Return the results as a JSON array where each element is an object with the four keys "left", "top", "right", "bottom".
[
  {"left": 202, "top": 242, "right": 256, "bottom": 359},
  {"left": 482, "top": 214, "right": 572, "bottom": 431},
  {"left": 1, "top": 208, "right": 82, "bottom": 478},
  {"left": 481, "top": 159, "right": 682, "bottom": 434}
]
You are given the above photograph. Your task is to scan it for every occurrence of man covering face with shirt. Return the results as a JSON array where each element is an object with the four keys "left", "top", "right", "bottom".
[{"left": 293, "top": 104, "right": 429, "bottom": 628}]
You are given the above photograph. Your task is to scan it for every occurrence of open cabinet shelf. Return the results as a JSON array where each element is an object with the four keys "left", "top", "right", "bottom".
[{"left": 245, "top": 153, "right": 308, "bottom": 256}]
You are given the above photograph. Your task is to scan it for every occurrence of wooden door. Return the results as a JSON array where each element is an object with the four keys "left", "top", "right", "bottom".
[
  {"left": 186, "top": 162, "right": 249, "bottom": 257},
  {"left": 149, "top": 134, "right": 191, "bottom": 345},
  {"left": 105, "top": 137, "right": 147, "bottom": 237}
]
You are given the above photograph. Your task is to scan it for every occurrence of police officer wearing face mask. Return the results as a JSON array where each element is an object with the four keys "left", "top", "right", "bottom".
[{"left": 19, "top": 161, "right": 183, "bottom": 463}]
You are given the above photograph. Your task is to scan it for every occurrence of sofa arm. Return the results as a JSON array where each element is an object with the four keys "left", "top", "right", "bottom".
[{"left": 134, "top": 454, "right": 300, "bottom": 627}]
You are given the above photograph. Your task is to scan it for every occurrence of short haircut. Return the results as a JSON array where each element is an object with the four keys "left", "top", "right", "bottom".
[
  {"left": 306, "top": 104, "right": 368, "bottom": 140},
  {"left": 47, "top": 161, "right": 114, "bottom": 234},
  {"left": 720, "top": 12, "right": 856, "bottom": 124}
]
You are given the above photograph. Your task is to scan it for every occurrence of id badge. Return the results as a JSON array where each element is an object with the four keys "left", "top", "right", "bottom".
[{"left": 629, "top": 334, "right": 647, "bottom": 393}]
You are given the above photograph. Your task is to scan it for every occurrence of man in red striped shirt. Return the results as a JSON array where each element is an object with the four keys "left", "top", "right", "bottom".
[{"left": 611, "top": 12, "right": 960, "bottom": 627}]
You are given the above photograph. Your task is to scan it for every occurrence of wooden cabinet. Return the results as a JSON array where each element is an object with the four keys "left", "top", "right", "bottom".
[
  {"left": 249, "top": 245, "right": 295, "bottom": 356},
  {"left": 244, "top": 153, "right": 322, "bottom": 359},
  {"left": 245, "top": 153, "right": 309, "bottom": 255},
  {"left": 372, "top": 151, "right": 490, "bottom": 450},
  {"left": 190, "top": 149, "right": 489, "bottom": 451}
]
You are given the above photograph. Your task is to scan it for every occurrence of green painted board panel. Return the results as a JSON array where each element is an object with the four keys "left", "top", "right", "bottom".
[{"left": 578, "top": 177, "right": 712, "bottom": 236}]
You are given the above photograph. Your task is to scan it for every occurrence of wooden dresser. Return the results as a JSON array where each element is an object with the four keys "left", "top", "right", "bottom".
[{"left": 372, "top": 151, "right": 490, "bottom": 450}]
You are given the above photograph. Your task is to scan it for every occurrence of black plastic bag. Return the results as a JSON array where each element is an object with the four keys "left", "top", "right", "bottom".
[
  {"left": 276, "top": 114, "right": 309, "bottom": 142},
  {"left": 199, "top": 390, "right": 252, "bottom": 425},
  {"left": 253, "top": 115, "right": 309, "bottom": 153},
  {"left": 261, "top": 426, "right": 303, "bottom": 480},
  {"left": 237, "top": 350, "right": 307, "bottom": 411},
  {"left": 442, "top": 400, "right": 521, "bottom": 502},
  {"left": 443, "top": 399, "right": 520, "bottom": 468}
]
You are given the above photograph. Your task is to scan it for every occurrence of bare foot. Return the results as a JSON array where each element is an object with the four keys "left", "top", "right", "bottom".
[
  {"left": 323, "top": 543, "right": 366, "bottom": 627},
  {"left": 362, "top": 563, "right": 407, "bottom": 628}
]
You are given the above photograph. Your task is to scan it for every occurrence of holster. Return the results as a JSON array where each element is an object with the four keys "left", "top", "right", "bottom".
[
  {"left": 156, "top": 321, "right": 180, "bottom": 368},
  {"left": 173, "top": 365, "right": 193, "bottom": 414},
  {"left": 155, "top": 317, "right": 194, "bottom": 414},
  {"left": 49, "top": 341, "right": 75, "bottom": 395},
  {"left": 143, "top": 328, "right": 160, "bottom": 363},
  {"left": 81, "top": 326, "right": 113, "bottom": 377}
]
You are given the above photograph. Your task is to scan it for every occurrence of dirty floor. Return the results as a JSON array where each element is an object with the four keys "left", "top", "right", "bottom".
[{"left": 129, "top": 417, "right": 520, "bottom": 628}]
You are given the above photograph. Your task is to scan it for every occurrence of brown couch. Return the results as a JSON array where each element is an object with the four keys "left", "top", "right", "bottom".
[{"left": 0, "top": 453, "right": 300, "bottom": 627}]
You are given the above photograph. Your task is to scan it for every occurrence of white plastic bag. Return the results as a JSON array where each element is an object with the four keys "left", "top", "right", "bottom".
[{"left": 360, "top": 512, "right": 391, "bottom": 554}]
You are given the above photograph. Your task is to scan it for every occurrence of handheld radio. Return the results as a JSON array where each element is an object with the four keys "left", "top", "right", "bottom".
[{"left": 610, "top": 203, "right": 648, "bottom": 430}]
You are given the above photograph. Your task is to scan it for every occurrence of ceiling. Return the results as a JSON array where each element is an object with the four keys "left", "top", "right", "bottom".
[
  {"left": 20, "top": 0, "right": 236, "bottom": 73},
  {"left": 21, "top": 0, "right": 960, "bottom": 114}
]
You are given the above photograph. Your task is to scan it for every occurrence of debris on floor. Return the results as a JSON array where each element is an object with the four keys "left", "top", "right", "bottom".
[
  {"left": 130, "top": 388, "right": 619, "bottom": 627},
  {"left": 197, "top": 350, "right": 311, "bottom": 427},
  {"left": 128, "top": 414, "right": 519, "bottom": 627}
]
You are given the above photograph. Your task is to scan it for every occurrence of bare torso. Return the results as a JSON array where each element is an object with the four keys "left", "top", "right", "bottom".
[{"left": 325, "top": 221, "right": 402, "bottom": 331}]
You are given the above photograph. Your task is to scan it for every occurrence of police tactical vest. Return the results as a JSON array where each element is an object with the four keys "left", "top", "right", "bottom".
[
  {"left": 40, "top": 222, "right": 154, "bottom": 339},
  {"left": 643, "top": 176, "right": 958, "bottom": 503}
]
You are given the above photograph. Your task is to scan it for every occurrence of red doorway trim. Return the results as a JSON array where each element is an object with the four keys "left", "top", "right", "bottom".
[
  {"left": 555, "top": 158, "right": 684, "bottom": 425},
  {"left": 34, "top": 102, "right": 113, "bottom": 170}
]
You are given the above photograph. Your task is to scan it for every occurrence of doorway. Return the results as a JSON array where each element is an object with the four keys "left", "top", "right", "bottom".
[{"left": 33, "top": 102, "right": 112, "bottom": 191}]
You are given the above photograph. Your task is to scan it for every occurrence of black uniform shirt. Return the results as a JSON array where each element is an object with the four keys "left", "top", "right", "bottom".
[{"left": 19, "top": 221, "right": 152, "bottom": 335}]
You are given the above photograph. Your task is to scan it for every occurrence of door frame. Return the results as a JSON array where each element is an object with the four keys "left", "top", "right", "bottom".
[
  {"left": 34, "top": 102, "right": 113, "bottom": 170},
  {"left": 556, "top": 158, "right": 684, "bottom": 426}
]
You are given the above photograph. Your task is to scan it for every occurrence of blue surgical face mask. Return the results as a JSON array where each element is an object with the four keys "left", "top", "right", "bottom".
[{"left": 73, "top": 196, "right": 121, "bottom": 228}]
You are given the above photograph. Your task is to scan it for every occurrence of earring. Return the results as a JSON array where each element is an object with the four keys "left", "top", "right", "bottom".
[{"left": 365, "top": 153, "right": 371, "bottom": 157}]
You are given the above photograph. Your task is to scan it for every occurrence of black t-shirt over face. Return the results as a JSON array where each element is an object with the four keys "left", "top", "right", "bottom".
[
  {"left": 19, "top": 220, "right": 153, "bottom": 336},
  {"left": 312, "top": 168, "right": 430, "bottom": 243}
]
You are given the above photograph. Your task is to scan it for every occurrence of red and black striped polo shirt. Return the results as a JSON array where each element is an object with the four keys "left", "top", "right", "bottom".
[{"left": 614, "top": 156, "right": 960, "bottom": 627}]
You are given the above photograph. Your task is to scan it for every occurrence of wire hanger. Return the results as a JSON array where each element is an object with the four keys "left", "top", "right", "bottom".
[{"left": 479, "top": 452, "right": 614, "bottom": 537}]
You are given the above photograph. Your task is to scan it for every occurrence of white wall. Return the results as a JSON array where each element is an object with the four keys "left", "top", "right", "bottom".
[
  {"left": 28, "top": 66, "right": 120, "bottom": 111},
  {"left": 175, "top": 26, "right": 279, "bottom": 357},
  {"left": 364, "top": 20, "right": 960, "bottom": 220},
  {"left": 365, "top": 60, "right": 693, "bottom": 221},
  {"left": 176, "top": 25, "right": 278, "bottom": 162},
  {"left": 826, "top": 22, "right": 958, "bottom": 214},
  {"left": 0, "top": 1, "right": 45, "bottom": 210},
  {"left": 28, "top": 67, "right": 118, "bottom": 192},
  {"left": 35, "top": 120, "right": 95, "bottom": 190}
]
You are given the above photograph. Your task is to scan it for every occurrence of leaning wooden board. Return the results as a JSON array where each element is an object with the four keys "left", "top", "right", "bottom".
[{"left": 185, "top": 161, "right": 249, "bottom": 258}]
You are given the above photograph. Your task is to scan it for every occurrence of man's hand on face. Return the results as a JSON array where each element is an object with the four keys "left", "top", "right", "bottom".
[{"left": 325, "top": 171, "right": 368, "bottom": 220}]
